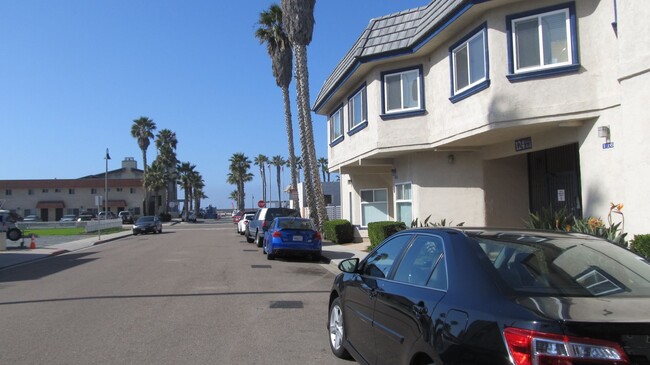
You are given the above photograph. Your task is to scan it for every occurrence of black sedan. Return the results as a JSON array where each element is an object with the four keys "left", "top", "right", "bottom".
[
  {"left": 328, "top": 227, "right": 650, "bottom": 365},
  {"left": 132, "top": 216, "right": 162, "bottom": 235}
]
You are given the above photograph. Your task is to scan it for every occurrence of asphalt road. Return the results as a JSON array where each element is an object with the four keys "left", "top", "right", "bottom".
[{"left": 0, "top": 220, "right": 353, "bottom": 365}]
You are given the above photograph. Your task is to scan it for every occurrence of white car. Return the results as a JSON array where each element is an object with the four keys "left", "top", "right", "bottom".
[{"left": 237, "top": 213, "right": 255, "bottom": 235}]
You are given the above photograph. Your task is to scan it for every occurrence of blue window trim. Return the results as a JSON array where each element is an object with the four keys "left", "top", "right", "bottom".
[
  {"left": 505, "top": 2, "right": 579, "bottom": 82},
  {"left": 380, "top": 65, "right": 425, "bottom": 119},
  {"left": 448, "top": 22, "right": 490, "bottom": 103},
  {"left": 348, "top": 121, "right": 368, "bottom": 136},
  {"left": 347, "top": 83, "right": 368, "bottom": 135},
  {"left": 329, "top": 136, "right": 344, "bottom": 147},
  {"left": 329, "top": 104, "right": 345, "bottom": 146}
]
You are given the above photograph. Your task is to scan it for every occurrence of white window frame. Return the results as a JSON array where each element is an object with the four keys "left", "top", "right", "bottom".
[
  {"left": 395, "top": 182, "right": 412, "bottom": 225},
  {"left": 329, "top": 106, "right": 344, "bottom": 143},
  {"left": 383, "top": 68, "right": 422, "bottom": 114},
  {"left": 360, "top": 188, "right": 389, "bottom": 227},
  {"left": 452, "top": 29, "right": 487, "bottom": 94},
  {"left": 511, "top": 8, "right": 572, "bottom": 73},
  {"left": 348, "top": 86, "right": 367, "bottom": 130}
]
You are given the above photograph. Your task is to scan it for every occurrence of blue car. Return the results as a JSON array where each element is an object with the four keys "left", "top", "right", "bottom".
[{"left": 263, "top": 217, "right": 322, "bottom": 261}]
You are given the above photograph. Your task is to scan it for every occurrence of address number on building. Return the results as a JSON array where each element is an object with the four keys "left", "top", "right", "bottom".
[{"left": 515, "top": 137, "right": 533, "bottom": 152}]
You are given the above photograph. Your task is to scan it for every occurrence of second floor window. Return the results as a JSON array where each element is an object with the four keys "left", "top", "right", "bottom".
[
  {"left": 509, "top": 6, "right": 575, "bottom": 74},
  {"left": 348, "top": 85, "right": 367, "bottom": 130},
  {"left": 452, "top": 27, "right": 487, "bottom": 95},
  {"left": 329, "top": 106, "right": 344, "bottom": 143},
  {"left": 69, "top": 189, "right": 75, "bottom": 194},
  {"left": 383, "top": 67, "right": 422, "bottom": 114}
]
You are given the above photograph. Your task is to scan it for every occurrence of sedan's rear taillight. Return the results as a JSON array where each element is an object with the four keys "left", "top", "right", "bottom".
[
  {"left": 504, "top": 327, "right": 629, "bottom": 365},
  {"left": 272, "top": 231, "right": 281, "bottom": 238},
  {"left": 314, "top": 232, "right": 322, "bottom": 240}
]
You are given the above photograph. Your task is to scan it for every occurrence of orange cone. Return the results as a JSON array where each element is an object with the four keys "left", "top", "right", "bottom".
[{"left": 30, "top": 234, "right": 36, "bottom": 249}]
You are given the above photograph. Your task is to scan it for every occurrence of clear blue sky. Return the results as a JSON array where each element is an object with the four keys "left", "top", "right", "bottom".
[{"left": 0, "top": 0, "right": 426, "bottom": 210}]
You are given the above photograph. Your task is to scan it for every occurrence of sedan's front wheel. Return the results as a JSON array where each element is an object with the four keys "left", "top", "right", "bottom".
[{"left": 328, "top": 297, "right": 351, "bottom": 359}]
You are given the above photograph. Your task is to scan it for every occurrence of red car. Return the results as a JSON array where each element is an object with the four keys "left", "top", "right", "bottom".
[
  {"left": 233, "top": 210, "right": 257, "bottom": 225},
  {"left": 232, "top": 211, "right": 244, "bottom": 225}
]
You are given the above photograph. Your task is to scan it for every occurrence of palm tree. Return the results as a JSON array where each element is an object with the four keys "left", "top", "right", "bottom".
[
  {"left": 254, "top": 154, "right": 269, "bottom": 203},
  {"left": 143, "top": 159, "right": 167, "bottom": 215},
  {"left": 271, "top": 155, "right": 286, "bottom": 205},
  {"left": 256, "top": 4, "right": 299, "bottom": 209},
  {"left": 131, "top": 116, "right": 157, "bottom": 215},
  {"left": 228, "top": 153, "right": 254, "bottom": 211},
  {"left": 177, "top": 161, "right": 196, "bottom": 220},
  {"left": 193, "top": 182, "right": 207, "bottom": 218},
  {"left": 294, "top": 156, "right": 302, "bottom": 183},
  {"left": 155, "top": 129, "right": 178, "bottom": 214},
  {"left": 282, "top": 0, "right": 327, "bottom": 229},
  {"left": 317, "top": 157, "right": 329, "bottom": 182},
  {"left": 228, "top": 190, "right": 239, "bottom": 205}
]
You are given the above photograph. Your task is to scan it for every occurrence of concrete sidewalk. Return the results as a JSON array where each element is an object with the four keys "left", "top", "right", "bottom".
[{"left": 0, "top": 227, "right": 370, "bottom": 271}]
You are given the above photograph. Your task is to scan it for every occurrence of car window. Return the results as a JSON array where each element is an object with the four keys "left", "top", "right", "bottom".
[
  {"left": 362, "top": 234, "right": 413, "bottom": 279},
  {"left": 279, "top": 219, "right": 313, "bottom": 230},
  {"left": 474, "top": 236, "right": 650, "bottom": 296},
  {"left": 393, "top": 235, "right": 446, "bottom": 288}
]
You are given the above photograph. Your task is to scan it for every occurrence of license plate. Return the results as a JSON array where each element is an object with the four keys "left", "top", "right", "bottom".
[{"left": 292, "top": 235, "right": 303, "bottom": 242}]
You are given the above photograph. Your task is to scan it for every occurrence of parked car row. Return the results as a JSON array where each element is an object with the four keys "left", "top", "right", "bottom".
[{"left": 234, "top": 207, "right": 322, "bottom": 261}]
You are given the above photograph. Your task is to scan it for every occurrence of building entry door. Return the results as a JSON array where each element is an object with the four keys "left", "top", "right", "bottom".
[
  {"left": 40, "top": 208, "right": 49, "bottom": 222},
  {"left": 528, "top": 143, "right": 582, "bottom": 219}
]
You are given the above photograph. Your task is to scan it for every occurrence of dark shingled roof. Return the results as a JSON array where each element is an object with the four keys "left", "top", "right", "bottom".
[{"left": 313, "top": 0, "right": 469, "bottom": 112}]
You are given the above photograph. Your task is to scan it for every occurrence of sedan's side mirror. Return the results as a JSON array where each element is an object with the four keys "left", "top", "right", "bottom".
[{"left": 338, "top": 258, "right": 360, "bottom": 273}]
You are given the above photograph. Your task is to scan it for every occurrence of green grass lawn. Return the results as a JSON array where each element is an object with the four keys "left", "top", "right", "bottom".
[{"left": 22, "top": 227, "right": 128, "bottom": 237}]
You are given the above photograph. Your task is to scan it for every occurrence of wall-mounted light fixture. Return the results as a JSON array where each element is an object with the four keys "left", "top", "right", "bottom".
[
  {"left": 448, "top": 154, "right": 455, "bottom": 164},
  {"left": 391, "top": 168, "right": 398, "bottom": 179},
  {"left": 598, "top": 125, "right": 610, "bottom": 140}
]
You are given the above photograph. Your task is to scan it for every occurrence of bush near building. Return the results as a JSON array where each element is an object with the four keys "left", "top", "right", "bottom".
[
  {"left": 368, "top": 221, "right": 407, "bottom": 250},
  {"left": 323, "top": 219, "right": 354, "bottom": 244},
  {"left": 631, "top": 234, "right": 650, "bottom": 259}
]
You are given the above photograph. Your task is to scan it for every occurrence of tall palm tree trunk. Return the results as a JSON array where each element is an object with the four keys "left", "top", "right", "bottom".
[
  {"left": 142, "top": 150, "right": 149, "bottom": 215},
  {"left": 294, "top": 65, "right": 317, "bottom": 224},
  {"left": 282, "top": 86, "right": 299, "bottom": 209},
  {"left": 261, "top": 166, "right": 267, "bottom": 203},
  {"left": 276, "top": 165, "right": 282, "bottom": 206},
  {"left": 294, "top": 44, "right": 327, "bottom": 229}
]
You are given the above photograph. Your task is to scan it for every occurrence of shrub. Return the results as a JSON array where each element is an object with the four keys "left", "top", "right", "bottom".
[
  {"left": 524, "top": 206, "right": 572, "bottom": 231},
  {"left": 323, "top": 219, "right": 355, "bottom": 244},
  {"left": 631, "top": 234, "right": 650, "bottom": 259},
  {"left": 411, "top": 215, "right": 464, "bottom": 227},
  {"left": 368, "top": 221, "right": 407, "bottom": 250},
  {"left": 159, "top": 213, "right": 172, "bottom": 222}
]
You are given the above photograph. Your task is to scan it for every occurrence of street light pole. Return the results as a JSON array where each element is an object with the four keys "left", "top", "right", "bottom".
[{"left": 104, "top": 148, "right": 111, "bottom": 233}]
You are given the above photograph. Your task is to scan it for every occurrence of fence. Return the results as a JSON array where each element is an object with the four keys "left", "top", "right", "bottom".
[{"left": 17, "top": 219, "right": 123, "bottom": 233}]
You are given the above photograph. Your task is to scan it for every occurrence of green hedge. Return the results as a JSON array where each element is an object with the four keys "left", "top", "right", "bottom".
[
  {"left": 631, "top": 234, "right": 650, "bottom": 259},
  {"left": 323, "top": 219, "right": 355, "bottom": 244},
  {"left": 368, "top": 221, "right": 407, "bottom": 250}
]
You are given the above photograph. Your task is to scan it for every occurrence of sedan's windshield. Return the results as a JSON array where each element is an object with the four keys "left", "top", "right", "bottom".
[{"left": 473, "top": 235, "right": 650, "bottom": 297}]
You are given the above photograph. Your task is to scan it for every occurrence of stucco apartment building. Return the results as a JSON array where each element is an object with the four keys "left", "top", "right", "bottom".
[
  {"left": 0, "top": 157, "right": 145, "bottom": 221},
  {"left": 314, "top": 0, "right": 649, "bottom": 237}
]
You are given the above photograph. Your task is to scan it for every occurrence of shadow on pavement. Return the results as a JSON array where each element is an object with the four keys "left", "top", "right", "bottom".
[{"left": 0, "top": 252, "right": 98, "bottom": 283}]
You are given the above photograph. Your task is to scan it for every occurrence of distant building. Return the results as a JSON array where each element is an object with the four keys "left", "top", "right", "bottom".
[{"left": 0, "top": 157, "right": 154, "bottom": 221}]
